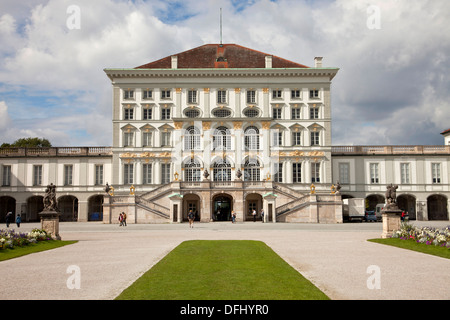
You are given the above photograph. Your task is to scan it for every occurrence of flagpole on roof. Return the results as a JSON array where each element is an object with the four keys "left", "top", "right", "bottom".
[{"left": 220, "top": 8, "right": 223, "bottom": 46}]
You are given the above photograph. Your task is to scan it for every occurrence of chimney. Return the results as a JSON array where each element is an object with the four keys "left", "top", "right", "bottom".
[
  {"left": 171, "top": 55, "right": 178, "bottom": 69},
  {"left": 314, "top": 57, "right": 323, "bottom": 68},
  {"left": 265, "top": 56, "right": 272, "bottom": 68}
]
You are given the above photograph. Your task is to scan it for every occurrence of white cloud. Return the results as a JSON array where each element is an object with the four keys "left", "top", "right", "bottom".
[{"left": 0, "top": 0, "right": 449, "bottom": 146}]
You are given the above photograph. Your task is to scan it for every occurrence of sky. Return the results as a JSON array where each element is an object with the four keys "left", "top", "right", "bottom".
[{"left": 0, "top": 0, "right": 449, "bottom": 147}]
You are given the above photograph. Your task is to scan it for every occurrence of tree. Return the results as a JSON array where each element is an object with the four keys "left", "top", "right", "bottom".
[{"left": 1, "top": 138, "right": 52, "bottom": 148}]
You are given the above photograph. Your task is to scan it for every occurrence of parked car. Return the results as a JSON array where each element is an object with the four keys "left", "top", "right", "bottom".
[{"left": 364, "top": 211, "right": 377, "bottom": 222}]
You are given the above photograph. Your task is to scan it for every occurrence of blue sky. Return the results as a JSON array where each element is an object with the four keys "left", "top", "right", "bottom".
[{"left": 0, "top": 0, "right": 448, "bottom": 146}]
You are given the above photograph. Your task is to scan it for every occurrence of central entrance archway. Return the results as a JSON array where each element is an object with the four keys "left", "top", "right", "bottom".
[{"left": 212, "top": 194, "right": 233, "bottom": 221}]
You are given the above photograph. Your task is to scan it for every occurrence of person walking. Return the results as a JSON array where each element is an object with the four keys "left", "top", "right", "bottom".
[
  {"left": 16, "top": 214, "right": 21, "bottom": 228},
  {"left": 252, "top": 209, "right": 257, "bottom": 222},
  {"left": 188, "top": 210, "right": 195, "bottom": 228},
  {"left": 122, "top": 212, "right": 127, "bottom": 226},
  {"left": 118, "top": 212, "right": 123, "bottom": 226},
  {"left": 260, "top": 209, "right": 265, "bottom": 223},
  {"left": 5, "top": 212, "right": 12, "bottom": 228},
  {"left": 231, "top": 210, "right": 236, "bottom": 223}
]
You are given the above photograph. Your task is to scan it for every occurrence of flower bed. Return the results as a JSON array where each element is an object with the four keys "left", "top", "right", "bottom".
[
  {"left": 392, "top": 223, "right": 450, "bottom": 249},
  {"left": 0, "top": 228, "right": 52, "bottom": 250}
]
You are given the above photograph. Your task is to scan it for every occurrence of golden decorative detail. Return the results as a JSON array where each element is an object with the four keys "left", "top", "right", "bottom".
[
  {"left": 141, "top": 152, "right": 155, "bottom": 158},
  {"left": 174, "top": 172, "right": 179, "bottom": 181},
  {"left": 159, "top": 152, "right": 171, "bottom": 158},
  {"left": 176, "top": 88, "right": 182, "bottom": 93},
  {"left": 261, "top": 121, "right": 271, "bottom": 130},
  {"left": 108, "top": 186, "right": 115, "bottom": 196},
  {"left": 202, "top": 121, "right": 211, "bottom": 130},
  {"left": 233, "top": 122, "right": 242, "bottom": 129},
  {"left": 262, "top": 88, "right": 269, "bottom": 93},
  {"left": 234, "top": 88, "right": 241, "bottom": 93},
  {"left": 120, "top": 152, "right": 137, "bottom": 158},
  {"left": 310, "top": 184, "right": 316, "bottom": 194},
  {"left": 331, "top": 184, "right": 336, "bottom": 194},
  {"left": 174, "top": 122, "right": 183, "bottom": 130},
  {"left": 130, "top": 185, "right": 135, "bottom": 195},
  {"left": 308, "top": 151, "right": 324, "bottom": 157},
  {"left": 203, "top": 88, "right": 210, "bottom": 93}
]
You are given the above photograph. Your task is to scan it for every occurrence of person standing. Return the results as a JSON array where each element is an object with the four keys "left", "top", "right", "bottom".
[
  {"left": 260, "top": 209, "right": 265, "bottom": 223},
  {"left": 188, "top": 210, "right": 195, "bottom": 228},
  {"left": 118, "top": 212, "right": 123, "bottom": 226},
  {"left": 5, "top": 212, "right": 12, "bottom": 228},
  {"left": 231, "top": 210, "right": 236, "bottom": 224},
  {"left": 122, "top": 212, "right": 127, "bottom": 226},
  {"left": 252, "top": 209, "right": 257, "bottom": 222}
]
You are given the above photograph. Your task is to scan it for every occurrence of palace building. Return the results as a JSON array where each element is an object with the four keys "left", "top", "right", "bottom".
[{"left": 0, "top": 44, "right": 449, "bottom": 223}]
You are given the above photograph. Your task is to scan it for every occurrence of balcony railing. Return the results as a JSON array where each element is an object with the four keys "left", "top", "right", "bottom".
[
  {"left": 332, "top": 145, "right": 450, "bottom": 155},
  {"left": 0, "top": 147, "right": 113, "bottom": 157}
]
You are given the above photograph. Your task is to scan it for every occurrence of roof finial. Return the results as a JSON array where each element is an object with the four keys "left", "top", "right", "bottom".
[{"left": 220, "top": 8, "right": 223, "bottom": 46}]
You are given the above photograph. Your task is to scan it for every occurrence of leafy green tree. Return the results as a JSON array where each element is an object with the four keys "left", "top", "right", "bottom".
[{"left": 1, "top": 138, "right": 52, "bottom": 148}]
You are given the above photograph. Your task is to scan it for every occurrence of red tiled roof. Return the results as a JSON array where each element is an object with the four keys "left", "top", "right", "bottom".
[
  {"left": 441, "top": 128, "right": 450, "bottom": 135},
  {"left": 135, "top": 44, "right": 309, "bottom": 69}
]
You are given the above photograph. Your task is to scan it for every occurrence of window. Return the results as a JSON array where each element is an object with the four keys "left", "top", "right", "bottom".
[
  {"left": 184, "top": 109, "right": 200, "bottom": 118},
  {"left": 272, "top": 89, "right": 282, "bottom": 99},
  {"left": 400, "top": 163, "right": 410, "bottom": 184},
  {"left": 217, "top": 90, "right": 227, "bottom": 104},
  {"left": 188, "top": 90, "right": 197, "bottom": 104},
  {"left": 2, "top": 165, "right": 11, "bottom": 186},
  {"left": 142, "top": 131, "right": 152, "bottom": 147},
  {"left": 292, "top": 163, "right": 302, "bottom": 183},
  {"left": 247, "top": 90, "right": 256, "bottom": 103},
  {"left": 291, "top": 90, "right": 301, "bottom": 99},
  {"left": 272, "top": 107, "right": 282, "bottom": 119},
  {"left": 370, "top": 163, "right": 379, "bottom": 184},
  {"left": 243, "top": 109, "right": 259, "bottom": 118},
  {"left": 244, "top": 126, "right": 260, "bottom": 151},
  {"left": 244, "top": 158, "right": 260, "bottom": 181},
  {"left": 432, "top": 163, "right": 441, "bottom": 184},
  {"left": 310, "top": 131, "right": 320, "bottom": 146},
  {"left": 124, "top": 164, "right": 133, "bottom": 185},
  {"left": 310, "top": 107, "right": 319, "bottom": 119},
  {"left": 33, "top": 165, "right": 42, "bottom": 186},
  {"left": 142, "top": 89, "right": 153, "bottom": 100},
  {"left": 213, "top": 159, "right": 231, "bottom": 182},
  {"left": 161, "top": 163, "right": 171, "bottom": 184},
  {"left": 311, "top": 162, "right": 320, "bottom": 183},
  {"left": 95, "top": 165, "right": 103, "bottom": 185},
  {"left": 161, "top": 131, "right": 172, "bottom": 147},
  {"left": 124, "top": 107, "right": 134, "bottom": 120},
  {"left": 184, "top": 126, "right": 201, "bottom": 151},
  {"left": 339, "top": 163, "right": 350, "bottom": 184},
  {"left": 123, "top": 132, "right": 134, "bottom": 147},
  {"left": 143, "top": 164, "right": 152, "bottom": 184},
  {"left": 293, "top": 132, "right": 301, "bottom": 146},
  {"left": 212, "top": 108, "right": 231, "bottom": 118},
  {"left": 161, "top": 89, "right": 171, "bottom": 99},
  {"left": 272, "top": 131, "right": 282, "bottom": 147},
  {"left": 184, "top": 158, "right": 201, "bottom": 182},
  {"left": 273, "top": 163, "right": 283, "bottom": 182},
  {"left": 291, "top": 107, "right": 301, "bottom": 119},
  {"left": 213, "top": 126, "right": 231, "bottom": 150},
  {"left": 64, "top": 165, "right": 73, "bottom": 186},
  {"left": 161, "top": 107, "right": 171, "bottom": 120},
  {"left": 123, "top": 89, "right": 134, "bottom": 100},
  {"left": 309, "top": 89, "right": 319, "bottom": 99},
  {"left": 143, "top": 107, "right": 152, "bottom": 120}
]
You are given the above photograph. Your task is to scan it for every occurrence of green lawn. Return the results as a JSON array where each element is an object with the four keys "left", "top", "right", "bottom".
[
  {"left": 0, "top": 240, "right": 77, "bottom": 261},
  {"left": 368, "top": 238, "right": 450, "bottom": 259},
  {"left": 116, "top": 240, "right": 329, "bottom": 300}
]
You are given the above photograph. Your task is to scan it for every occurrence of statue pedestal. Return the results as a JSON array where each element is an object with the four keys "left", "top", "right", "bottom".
[
  {"left": 381, "top": 209, "right": 402, "bottom": 239},
  {"left": 39, "top": 210, "right": 61, "bottom": 240}
]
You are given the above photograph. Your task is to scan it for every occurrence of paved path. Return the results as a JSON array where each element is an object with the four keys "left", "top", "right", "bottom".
[{"left": 1, "top": 221, "right": 449, "bottom": 300}]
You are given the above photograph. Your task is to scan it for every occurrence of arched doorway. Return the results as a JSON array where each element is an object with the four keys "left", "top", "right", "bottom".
[
  {"left": 212, "top": 194, "right": 233, "bottom": 221},
  {"left": 245, "top": 193, "right": 263, "bottom": 221},
  {"left": 427, "top": 195, "right": 448, "bottom": 220},
  {"left": 183, "top": 193, "right": 201, "bottom": 221},
  {"left": 88, "top": 195, "right": 104, "bottom": 221},
  {"left": 58, "top": 195, "right": 78, "bottom": 221},
  {"left": 397, "top": 194, "right": 416, "bottom": 220},
  {"left": 0, "top": 196, "right": 16, "bottom": 222},
  {"left": 27, "top": 196, "right": 44, "bottom": 222},
  {"left": 365, "top": 194, "right": 385, "bottom": 211}
]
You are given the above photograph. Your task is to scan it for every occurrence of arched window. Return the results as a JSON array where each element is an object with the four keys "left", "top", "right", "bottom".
[
  {"left": 213, "top": 158, "right": 231, "bottom": 182},
  {"left": 184, "top": 158, "right": 201, "bottom": 182},
  {"left": 244, "top": 158, "right": 260, "bottom": 181},
  {"left": 184, "top": 126, "right": 201, "bottom": 151},
  {"left": 244, "top": 126, "right": 259, "bottom": 151},
  {"left": 213, "top": 126, "right": 231, "bottom": 150}
]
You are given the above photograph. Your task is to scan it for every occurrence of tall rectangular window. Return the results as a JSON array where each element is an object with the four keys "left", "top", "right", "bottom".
[
  {"left": 142, "top": 132, "right": 152, "bottom": 147},
  {"left": 310, "top": 131, "right": 320, "bottom": 146},
  {"left": 339, "top": 163, "right": 350, "bottom": 184},
  {"left": 273, "top": 163, "right": 283, "bottom": 182},
  {"left": 311, "top": 163, "right": 320, "bottom": 183},
  {"left": 400, "top": 163, "right": 410, "bottom": 184},
  {"left": 143, "top": 107, "right": 152, "bottom": 120},
  {"left": 161, "top": 107, "right": 171, "bottom": 120},
  {"left": 161, "top": 163, "right": 171, "bottom": 184},
  {"left": 310, "top": 107, "right": 319, "bottom": 119},
  {"left": 2, "top": 165, "right": 11, "bottom": 186},
  {"left": 272, "top": 131, "right": 282, "bottom": 147},
  {"left": 124, "top": 108, "right": 134, "bottom": 120},
  {"left": 123, "top": 132, "right": 134, "bottom": 147},
  {"left": 370, "top": 163, "right": 379, "bottom": 184},
  {"left": 143, "top": 164, "right": 152, "bottom": 184},
  {"left": 432, "top": 163, "right": 441, "bottom": 184},
  {"left": 247, "top": 90, "right": 256, "bottom": 103},
  {"left": 95, "top": 165, "right": 103, "bottom": 185},
  {"left": 33, "top": 165, "right": 42, "bottom": 186},
  {"left": 217, "top": 90, "right": 227, "bottom": 104},
  {"left": 188, "top": 90, "right": 197, "bottom": 104},
  {"left": 124, "top": 164, "right": 134, "bottom": 185},
  {"left": 293, "top": 163, "right": 302, "bottom": 183},
  {"left": 64, "top": 165, "right": 73, "bottom": 186},
  {"left": 293, "top": 132, "right": 301, "bottom": 146},
  {"left": 161, "top": 132, "right": 171, "bottom": 147},
  {"left": 272, "top": 107, "right": 282, "bottom": 119},
  {"left": 291, "top": 107, "right": 301, "bottom": 119}
]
